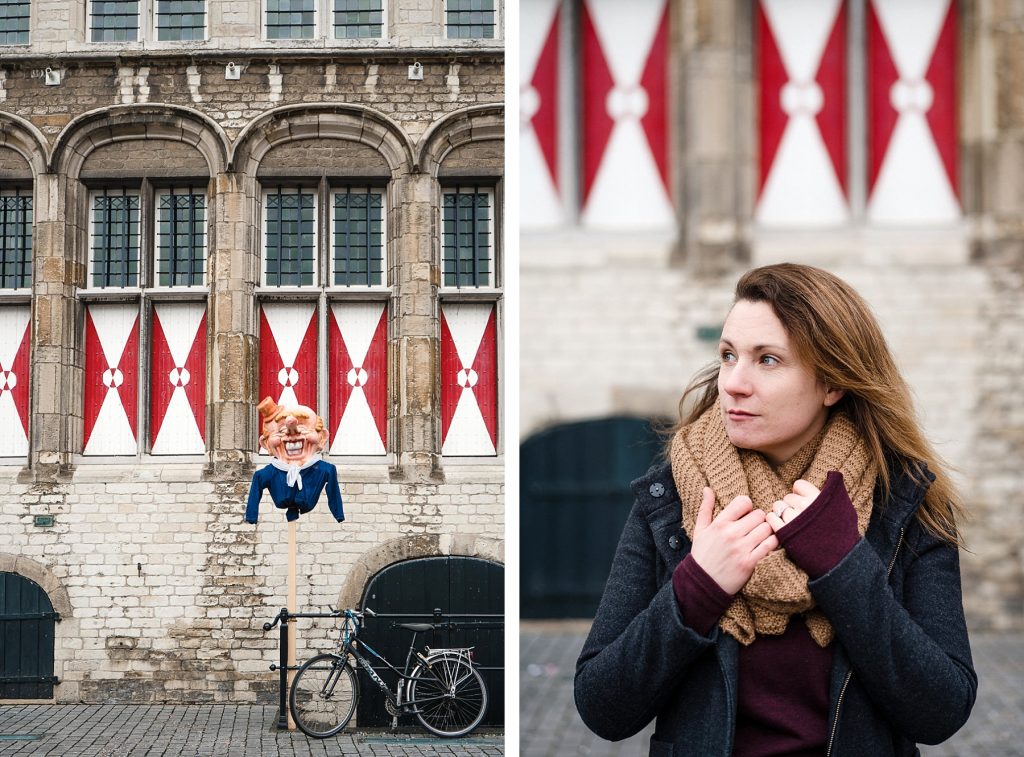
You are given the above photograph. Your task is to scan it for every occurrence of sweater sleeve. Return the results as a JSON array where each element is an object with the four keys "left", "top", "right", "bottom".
[
  {"left": 245, "top": 468, "right": 266, "bottom": 524},
  {"left": 775, "top": 470, "right": 859, "bottom": 579},
  {"left": 672, "top": 554, "right": 734, "bottom": 636},
  {"left": 325, "top": 463, "right": 345, "bottom": 522}
]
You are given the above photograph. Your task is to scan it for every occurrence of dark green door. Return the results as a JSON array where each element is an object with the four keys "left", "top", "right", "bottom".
[
  {"left": 520, "top": 416, "right": 665, "bottom": 618},
  {"left": 0, "top": 572, "right": 58, "bottom": 698},
  {"left": 357, "top": 556, "right": 504, "bottom": 728}
]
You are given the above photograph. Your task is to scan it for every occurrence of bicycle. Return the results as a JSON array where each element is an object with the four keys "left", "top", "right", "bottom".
[{"left": 281, "top": 607, "right": 488, "bottom": 739}]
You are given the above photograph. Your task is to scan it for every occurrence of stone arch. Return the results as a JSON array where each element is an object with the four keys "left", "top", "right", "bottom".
[
  {"left": 416, "top": 104, "right": 504, "bottom": 177},
  {"left": 230, "top": 104, "right": 415, "bottom": 177},
  {"left": 336, "top": 533, "right": 503, "bottom": 610},
  {"left": 0, "top": 553, "right": 72, "bottom": 617},
  {"left": 0, "top": 111, "right": 48, "bottom": 178},
  {"left": 50, "top": 104, "right": 229, "bottom": 179}
]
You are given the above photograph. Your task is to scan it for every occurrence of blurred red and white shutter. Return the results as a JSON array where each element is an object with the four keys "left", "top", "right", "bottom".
[
  {"left": 0, "top": 307, "right": 30, "bottom": 457},
  {"left": 756, "top": 0, "right": 848, "bottom": 226},
  {"left": 328, "top": 302, "right": 387, "bottom": 456},
  {"left": 580, "top": 0, "right": 671, "bottom": 229},
  {"left": 150, "top": 303, "right": 206, "bottom": 455},
  {"left": 441, "top": 303, "right": 497, "bottom": 457},
  {"left": 83, "top": 304, "right": 139, "bottom": 455},
  {"left": 866, "top": 0, "right": 958, "bottom": 224},
  {"left": 259, "top": 302, "right": 319, "bottom": 412},
  {"left": 521, "top": 0, "right": 563, "bottom": 230}
]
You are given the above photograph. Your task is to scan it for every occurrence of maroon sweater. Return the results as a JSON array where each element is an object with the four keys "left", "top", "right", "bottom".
[{"left": 671, "top": 471, "right": 860, "bottom": 757}]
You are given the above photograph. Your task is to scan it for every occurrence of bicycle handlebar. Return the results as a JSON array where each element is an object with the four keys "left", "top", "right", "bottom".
[{"left": 262, "top": 606, "right": 376, "bottom": 632}]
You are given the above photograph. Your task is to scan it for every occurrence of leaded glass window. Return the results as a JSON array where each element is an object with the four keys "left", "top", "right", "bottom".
[
  {"left": 156, "top": 0, "right": 206, "bottom": 40},
  {"left": 156, "top": 189, "right": 206, "bottom": 287},
  {"left": 0, "top": 0, "right": 30, "bottom": 45},
  {"left": 266, "top": 0, "right": 315, "bottom": 39},
  {"left": 333, "top": 0, "right": 382, "bottom": 39},
  {"left": 442, "top": 188, "right": 492, "bottom": 288},
  {"left": 332, "top": 189, "right": 384, "bottom": 286},
  {"left": 90, "top": 0, "right": 140, "bottom": 42},
  {"left": 264, "top": 188, "right": 316, "bottom": 286},
  {"left": 445, "top": 0, "right": 495, "bottom": 39},
  {"left": 90, "top": 190, "right": 141, "bottom": 288},
  {"left": 0, "top": 189, "right": 31, "bottom": 290}
]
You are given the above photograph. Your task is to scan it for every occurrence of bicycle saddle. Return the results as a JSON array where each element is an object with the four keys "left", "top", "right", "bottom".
[{"left": 398, "top": 623, "right": 434, "bottom": 632}]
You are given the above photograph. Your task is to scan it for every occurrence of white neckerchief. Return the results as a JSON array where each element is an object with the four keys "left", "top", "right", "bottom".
[{"left": 270, "top": 454, "right": 322, "bottom": 490}]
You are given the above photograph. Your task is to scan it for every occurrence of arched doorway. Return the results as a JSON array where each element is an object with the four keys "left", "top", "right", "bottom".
[
  {"left": 0, "top": 572, "right": 59, "bottom": 698},
  {"left": 357, "top": 556, "right": 504, "bottom": 727},
  {"left": 520, "top": 416, "right": 665, "bottom": 618}
]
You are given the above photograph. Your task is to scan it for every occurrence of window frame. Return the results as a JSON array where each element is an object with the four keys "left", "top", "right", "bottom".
[
  {"left": 78, "top": 178, "right": 211, "bottom": 462},
  {"left": 443, "top": 0, "right": 499, "bottom": 41},
  {"left": 328, "top": 185, "right": 388, "bottom": 289},
  {"left": 263, "top": 0, "right": 319, "bottom": 41},
  {"left": 86, "top": 0, "right": 210, "bottom": 44},
  {"left": 0, "top": 186, "right": 33, "bottom": 293},
  {"left": 87, "top": 0, "right": 142, "bottom": 43},
  {"left": 153, "top": 0, "right": 209, "bottom": 42},
  {"left": 87, "top": 187, "right": 143, "bottom": 292},
  {"left": 440, "top": 185, "right": 497, "bottom": 290},
  {"left": 260, "top": 185, "right": 320, "bottom": 289},
  {"left": 330, "top": 0, "right": 385, "bottom": 40},
  {"left": 0, "top": 0, "right": 31, "bottom": 46},
  {"left": 152, "top": 186, "right": 209, "bottom": 291}
]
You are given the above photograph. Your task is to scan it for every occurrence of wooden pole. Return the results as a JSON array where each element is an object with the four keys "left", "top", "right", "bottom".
[{"left": 287, "top": 518, "right": 297, "bottom": 730}]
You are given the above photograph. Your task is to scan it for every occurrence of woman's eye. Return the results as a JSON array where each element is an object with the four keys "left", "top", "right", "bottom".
[
  {"left": 760, "top": 355, "right": 779, "bottom": 366},
  {"left": 720, "top": 351, "right": 736, "bottom": 363}
]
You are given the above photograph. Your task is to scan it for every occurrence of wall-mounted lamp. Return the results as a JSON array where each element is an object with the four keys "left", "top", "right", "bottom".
[
  {"left": 408, "top": 61, "right": 423, "bottom": 81},
  {"left": 44, "top": 67, "right": 61, "bottom": 86},
  {"left": 225, "top": 61, "right": 241, "bottom": 80}
]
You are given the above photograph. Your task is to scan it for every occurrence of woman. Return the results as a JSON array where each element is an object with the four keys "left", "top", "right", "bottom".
[{"left": 574, "top": 264, "right": 976, "bottom": 757}]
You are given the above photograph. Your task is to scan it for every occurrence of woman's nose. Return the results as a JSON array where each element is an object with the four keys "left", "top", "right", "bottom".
[{"left": 722, "top": 363, "right": 752, "bottom": 396}]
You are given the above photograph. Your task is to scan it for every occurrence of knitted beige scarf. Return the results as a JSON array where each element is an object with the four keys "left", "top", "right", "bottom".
[{"left": 670, "top": 399, "right": 877, "bottom": 647}]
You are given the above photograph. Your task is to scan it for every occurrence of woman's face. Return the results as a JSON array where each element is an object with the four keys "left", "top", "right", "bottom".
[{"left": 717, "top": 299, "right": 843, "bottom": 467}]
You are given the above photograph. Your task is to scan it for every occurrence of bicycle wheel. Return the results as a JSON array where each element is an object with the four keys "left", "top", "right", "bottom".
[
  {"left": 409, "top": 653, "right": 488, "bottom": 738},
  {"left": 289, "top": 653, "right": 358, "bottom": 738}
]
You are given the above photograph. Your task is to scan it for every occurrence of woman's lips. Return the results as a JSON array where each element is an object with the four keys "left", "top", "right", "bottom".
[{"left": 726, "top": 409, "right": 757, "bottom": 420}]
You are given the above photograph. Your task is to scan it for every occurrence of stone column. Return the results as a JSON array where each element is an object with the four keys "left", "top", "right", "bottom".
[
  {"left": 391, "top": 169, "right": 441, "bottom": 478},
  {"left": 673, "top": 0, "right": 752, "bottom": 272},
  {"left": 30, "top": 171, "right": 84, "bottom": 476},
  {"left": 207, "top": 171, "right": 259, "bottom": 475}
]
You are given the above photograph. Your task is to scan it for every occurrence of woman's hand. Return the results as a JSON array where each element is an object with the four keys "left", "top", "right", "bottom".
[
  {"left": 691, "top": 487, "right": 779, "bottom": 595},
  {"left": 767, "top": 479, "right": 820, "bottom": 532}
]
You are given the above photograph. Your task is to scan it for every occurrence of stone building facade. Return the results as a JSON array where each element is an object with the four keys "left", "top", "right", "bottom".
[
  {"left": 521, "top": 0, "right": 1022, "bottom": 630},
  {"left": 0, "top": 0, "right": 505, "bottom": 704}
]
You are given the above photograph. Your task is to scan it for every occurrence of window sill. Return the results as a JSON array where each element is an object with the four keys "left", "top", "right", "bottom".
[
  {"left": 256, "top": 287, "right": 321, "bottom": 301},
  {"left": 146, "top": 287, "right": 209, "bottom": 300},
  {"left": 0, "top": 291, "right": 31, "bottom": 304},
  {"left": 438, "top": 288, "right": 502, "bottom": 302},
  {"left": 325, "top": 287, "right": 391, "bottom": 300},
  {"left": 78, "top": 288, "right": 143, "bottom": 302}
]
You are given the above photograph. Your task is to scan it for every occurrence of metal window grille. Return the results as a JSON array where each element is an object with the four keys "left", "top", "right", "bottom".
[
  {"left": 91, "top": 190, "right": 141, "bottom": 288},
  {"left": 0, "top": 189, "right": 32, "bottom": 290},
  {"left": 156, "top": 189, "right": 206, "bottom": 287},
  {"left": 156, "top": 0, "right": 206, "bottom": 40},
  {"left": 90, "top": 0, "right": 140, "bottom": 42},
  {"left": 333, "top": 0, "right": 382, "bottom": 39},
  {"left": 333, "top": 189, "right": 384, "bottom": 286},
  {"left": 264, "top": 188, "right": 316, "bottom": 286},
  {"left": 266, "top": 0, "right": 315, "bottom": 39},
  {"left": 0, "top": 0, "right": 30, "bottom": 44},
  {"left": 442, "top": 187, "right": 492, "bottom": 288},
  {"left": 445, "top": 0, "right": 494, "bottom": 39}
]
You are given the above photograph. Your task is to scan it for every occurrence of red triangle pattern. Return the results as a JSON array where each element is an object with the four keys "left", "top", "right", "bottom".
[
  {"left": 580, "top": 1, "right": 617, "bottom": 205},
  {"left": 867, "top": 1, "right": 900, "bottom": 195},
  {"left": 757, "top": 1, "right": 788, "bottom": 198},
  {"left": 9, "top": 318, "right": 29, "bottom": 438},
  {"left": 640, "top": 4, "right": 670, "bottom": 198},
  {"left": 925, "top": 0, "right": 958, "bottom": 199},
  {"left": 531, "top": 6, "right": 560, "bottom": 190},
  {"left": 815, "top": 2, "right": 847, "bottom": 196}
]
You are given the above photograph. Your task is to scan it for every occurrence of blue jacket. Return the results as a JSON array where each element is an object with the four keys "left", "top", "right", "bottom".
[
  {"left": 245, "top": 460, "right": 345, "bottom": 524},
  {"left": 575, "top": 461, "right": 977, "bottom": 757}
]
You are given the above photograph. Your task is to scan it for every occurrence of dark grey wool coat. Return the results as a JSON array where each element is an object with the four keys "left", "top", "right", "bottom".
[{"left": 575, "top": 461, "right": 977, "bottom": 757}]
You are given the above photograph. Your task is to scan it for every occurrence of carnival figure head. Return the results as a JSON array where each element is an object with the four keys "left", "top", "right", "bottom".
[{"left": 257, "top": 397, "right": 328, "bottom": 466}]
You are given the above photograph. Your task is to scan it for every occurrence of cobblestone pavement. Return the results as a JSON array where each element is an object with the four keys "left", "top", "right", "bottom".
[
  {"left": 521, "top": 622, "right": 1024, "bottom": 757},
  {"left": 0, "top": 705, "right": 504, "bottom": 757}
]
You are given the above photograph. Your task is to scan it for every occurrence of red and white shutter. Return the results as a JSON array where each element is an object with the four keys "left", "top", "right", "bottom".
[
  {"left": 328, "top": 302, "right": 387, "bottom": 456},
  {"left": 150, "top": 303, "right": 206, "bottom": 455},
  {"left": 580, "top": 0, "right": 672, "bottom": 229},
  {"left": 756, "top": 0, "right": 848, "bottom": 226},
  {"left": 521, "top": 0, "right": 563, "bottom": 229},
  {"left": 866, "top": 0, "right": 958, "bottom": 224},
  {"left": 259, "top": 302, "right": 319, "bottom": 415},
  {"left": 0, "top": 306, "right": 30, "bottom": 457},
  {"left": 440, "top": 303, "right": 497, "bottom": 457},
  {"left": 83, "top": 304, "right": 139, "bottom": 456}
]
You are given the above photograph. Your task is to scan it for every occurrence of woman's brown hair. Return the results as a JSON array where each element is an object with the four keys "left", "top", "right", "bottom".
[{"left": 668, "top": 263, "right": 966, "bottom": 546}]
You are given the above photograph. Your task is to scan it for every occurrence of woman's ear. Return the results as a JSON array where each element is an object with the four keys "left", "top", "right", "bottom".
[{"left": 824, "top": 387, "right": 845, "bottom": 407}]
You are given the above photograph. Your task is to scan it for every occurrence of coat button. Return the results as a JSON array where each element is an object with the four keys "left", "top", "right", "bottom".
[
  {"left": 649, "top": 483, "right": 665, "bottom": 498},
  {"left": 668, "top": 534, "right": 682, "bottom": 550}
]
